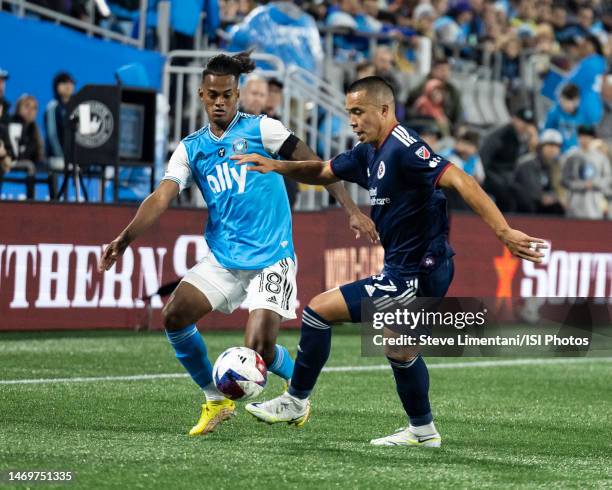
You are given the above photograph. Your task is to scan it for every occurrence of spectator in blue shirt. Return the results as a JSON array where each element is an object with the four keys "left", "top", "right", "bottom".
[
  {"left": 326, "top": 0, "right": 379, "bottom": 61},
  {"left": 172, "top": 0, "right": 219, "bottom": 44},
  {"left": 544, "top": 83, "right": 586, "bottom": 153},
  {"left": 434, "top": 2, "right": 473, "bottom": 45},
  {"left": 564, "top": 34, "right": 608, "bottom": 125}
]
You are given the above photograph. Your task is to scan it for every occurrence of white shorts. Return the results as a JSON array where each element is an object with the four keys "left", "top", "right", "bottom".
[{"left": 181, "top": 250, "right": 297, "bottom": 320}]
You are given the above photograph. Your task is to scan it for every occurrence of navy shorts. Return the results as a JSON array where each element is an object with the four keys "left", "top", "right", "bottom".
[{"left": 339, "top": 257, "right": 455, "bottom": 323}]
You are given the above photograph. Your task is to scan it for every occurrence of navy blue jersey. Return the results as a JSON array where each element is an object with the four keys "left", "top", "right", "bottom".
[{"left": 330, "top": 124, "right": 455, "bottom": 279}]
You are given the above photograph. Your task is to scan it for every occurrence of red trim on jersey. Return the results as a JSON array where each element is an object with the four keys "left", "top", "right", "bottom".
[
  {"left": 434, "top": 162, "right": 453, "bottom": 188},
  {"left": 376, "top": 123, "right": 400, "bottom": 150}
]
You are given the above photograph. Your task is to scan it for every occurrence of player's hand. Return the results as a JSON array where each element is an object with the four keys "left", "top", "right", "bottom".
[
  {"left": 349, "top": 211, "right": 379, "bottom": 243},
  {"left": 231, "top": 153, "right": 279, "bottom": 174},
  {"left": 499, "top": 229, "right": 547, "bottom": 263},
  {"left": 98, "top": 235, "right": 130, "bottom": 272}
]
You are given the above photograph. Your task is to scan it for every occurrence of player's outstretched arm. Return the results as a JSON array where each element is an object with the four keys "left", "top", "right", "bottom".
[
  {"left": 231, "top": 153, "right": 337, "bottom": 185},
  {"left": 285, "top": 139, "right": 379, "bottom": 243},
  {"left": 232, "top": 142, "right": 378, "bottom": 243},
  {"left": 438, "top": 165, "right": 547, "bottom": 263},
  {"left": 98, "top": 180, "right": 179, "bottom": 272}
]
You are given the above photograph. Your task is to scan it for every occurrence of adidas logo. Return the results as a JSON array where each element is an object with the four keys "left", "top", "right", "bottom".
[{"left": 266, "top": 296, "right": 278, "bottom": 304}]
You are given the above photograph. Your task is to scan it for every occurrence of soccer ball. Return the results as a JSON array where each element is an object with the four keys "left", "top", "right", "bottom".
[{"left": 213, "top": 347, "right": 267, "bottom": 400}]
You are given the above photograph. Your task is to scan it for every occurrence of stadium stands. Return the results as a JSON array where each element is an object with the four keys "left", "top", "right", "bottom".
[{"left": 0, "top": 0, "right": 611, "bottom": 219}]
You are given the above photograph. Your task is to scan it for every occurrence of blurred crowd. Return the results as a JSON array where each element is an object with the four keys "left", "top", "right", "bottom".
[
  {"left": 0, "top": 69, "right": 75, "bottom": 196},
  {"left": 145, "top": 0, "right": 612, "bottom": 218},
  {"left": 0, "top": 65, "right": 299, "bottom": 203},
  {"left": 2, "top": 0, "right": 612, "bottom": 218}
]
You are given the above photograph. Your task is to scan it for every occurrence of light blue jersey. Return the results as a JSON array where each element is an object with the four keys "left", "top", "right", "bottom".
[
  {"left": 563, "top": 54, "right": 608, "bottom": 125},
  {"left": 163, "top": 112, "right": 295, "bottom": 270},
  {"left": 544, "top": 104, "right": 587, "bottom": 153}
]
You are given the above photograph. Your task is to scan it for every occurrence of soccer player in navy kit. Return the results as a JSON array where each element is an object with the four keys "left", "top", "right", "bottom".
[{"left": 234, "top": 76, "right": 547, "bottom": 446}]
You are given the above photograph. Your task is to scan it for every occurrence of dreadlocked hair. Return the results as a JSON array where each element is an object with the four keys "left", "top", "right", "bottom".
[{"left": 202, "top": 51, "right": 256, "bottom": 81}]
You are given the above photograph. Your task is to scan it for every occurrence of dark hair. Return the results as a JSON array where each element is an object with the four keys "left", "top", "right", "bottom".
[
  {"left": 347, "top": 76, "right": 395, "bottom": 100},
  {"left": 577, "top": 125, "right": 597, "bottom": 137},
  {"left": 52, "top": 72, "right": 74, "bottom": 98},
  {"left": 512, "top": 106, "right": 535, "bottom": 124},
  {"left": 560, "top": 83, "right": 580, "bottom": 99},
  {"left": 584, "top": 34, "right": 603, "bottom": 56},
  {"left": 202, "top": 51, "right": 256, "bottom": 82},
  {"left": 53, "top": 72, "right": 74, "bottom": 87},
  {"left": 268, "top": 77, "right": 284, "bottom": 89}
]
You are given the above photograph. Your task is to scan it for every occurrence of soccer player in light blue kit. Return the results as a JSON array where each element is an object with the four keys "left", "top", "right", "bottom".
[{"left": 98, "top": 52, "right": 377, "bottom": 435}]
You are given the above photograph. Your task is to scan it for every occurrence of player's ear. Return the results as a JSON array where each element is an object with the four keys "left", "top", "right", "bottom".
[{"left": 198, "top": 86, "right": 204, "bottom": 100}]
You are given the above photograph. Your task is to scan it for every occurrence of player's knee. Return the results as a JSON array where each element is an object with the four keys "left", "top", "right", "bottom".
[
  {"left": 162, "top": 304, "right": 188, "bottom": 331},
  {"left": 307, "top": 294, "right": 331, "bottom": 322},
  {"left": 384, "top": 344, "right": 419, "bottom": 363}
]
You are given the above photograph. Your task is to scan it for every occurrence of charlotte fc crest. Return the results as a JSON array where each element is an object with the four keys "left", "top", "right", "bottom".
[{"left": 232, "top": 138, "right": 248, "bottom": 154}]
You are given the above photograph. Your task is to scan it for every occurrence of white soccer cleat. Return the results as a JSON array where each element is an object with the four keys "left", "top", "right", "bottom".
[
  {"left": 370, "top": 425, "right": 441, "bottom": 447},
  {"left": 245, "top": 392, "right": 311, "bottom": 427}
]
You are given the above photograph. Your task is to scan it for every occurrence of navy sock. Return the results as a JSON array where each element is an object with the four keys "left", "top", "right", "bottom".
[
  {"left": 288, "top": 307, "right": 331, "bottom": 399},
  {"left": 268, "top": 344, "right": 295, "bottom": 381},
  {"left": 387, "top": 355, "right": 433, "bottom": 426},
  {"left": 166, "top": 324, "right": 213, "bottom": 390}
]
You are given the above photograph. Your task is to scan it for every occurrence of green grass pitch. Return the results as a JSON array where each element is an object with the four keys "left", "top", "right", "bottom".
[{"left": 1, "top": 329, "right": 611, "bottom": 489}]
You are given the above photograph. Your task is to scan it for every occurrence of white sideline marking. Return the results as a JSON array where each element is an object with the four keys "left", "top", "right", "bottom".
[
  {"left": 1, "top": 357, "right": 610, "bottom": 386},
  {"left": 0, "top": 373, "right": 188, "bottom": 385}
]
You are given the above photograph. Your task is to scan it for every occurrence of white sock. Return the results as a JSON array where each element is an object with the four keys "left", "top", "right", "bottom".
[
  {"left": 203, "top": 382, "right": 225, "bottom": 402},
  {"left": 409, "top": 422, "right": 437, "bottom": 436}
]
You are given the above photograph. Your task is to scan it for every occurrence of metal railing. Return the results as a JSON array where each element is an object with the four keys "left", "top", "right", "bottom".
[
  {"left": 316, "top": 27, "right": 519, "bottom": 128},
  {"left": 0, "top": 0, "right": 148, "bottom": 49},
  {"left": 318, "top": 26, "right": 433, "bottom": 82},
  {"left": 281, "top": 65, "right": 368, "bottom": 209}
]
